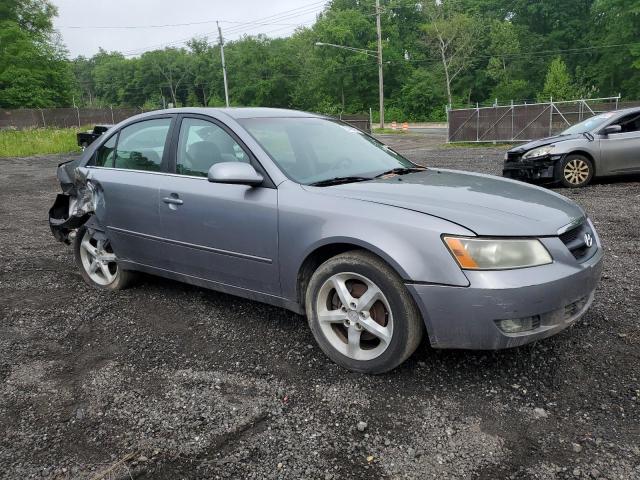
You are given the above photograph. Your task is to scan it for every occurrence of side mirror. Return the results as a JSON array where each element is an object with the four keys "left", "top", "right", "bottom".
[
  {"left": 602, "top": 124, "right": 622, "bottom": 135},
  {"left": 208, "top": 162, "right": 263, "bottom": 186}
]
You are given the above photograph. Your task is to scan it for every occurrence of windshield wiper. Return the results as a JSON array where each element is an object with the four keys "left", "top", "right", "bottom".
[
  {"left": 374, "top": 166, "right": 427, "bottom": 178},
  {"left": 308, "top": 176, "right": 372, "bottom": 187}
]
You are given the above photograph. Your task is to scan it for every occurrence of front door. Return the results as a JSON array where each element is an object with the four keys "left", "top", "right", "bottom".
[
  {"left": 157, "top": 116, "right": 280, "bottom": 295},
  {"left": 600, "top": 112, "right": 640, "bottom": 175}
]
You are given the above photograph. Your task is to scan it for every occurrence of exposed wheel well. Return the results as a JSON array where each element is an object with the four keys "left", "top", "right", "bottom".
[{"left": 297, "top": 243, "right": 385, "bottom": 308}]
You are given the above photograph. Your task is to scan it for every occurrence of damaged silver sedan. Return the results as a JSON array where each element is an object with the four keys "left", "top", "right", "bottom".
[{"left": 50, "top": 108, "right": 604, "bottom": 374}]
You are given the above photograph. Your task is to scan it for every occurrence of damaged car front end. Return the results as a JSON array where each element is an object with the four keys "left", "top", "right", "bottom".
[
  {"left": 49, "top": 155, "right": 127, "bottom": 289},
  {"left": 49, "top": 161, "right": 99, "bottom": 244},
  {"left": 502, "top": 143, "right": 565, "bottom": 182}
]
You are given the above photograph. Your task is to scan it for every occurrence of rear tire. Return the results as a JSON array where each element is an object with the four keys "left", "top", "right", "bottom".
[
  {"left": 74, "top": 225, "right": 133, "bottom": 290},
  {"left": 556, "top": 154, "right": 594, "bottom": 188},
  {"left": 305, "top": 250, "right": 424, "bottom": 374}
]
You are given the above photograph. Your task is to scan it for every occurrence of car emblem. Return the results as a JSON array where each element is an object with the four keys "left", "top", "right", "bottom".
[{"left": 584, "top": 233, "right": 593, "bottom": 248}]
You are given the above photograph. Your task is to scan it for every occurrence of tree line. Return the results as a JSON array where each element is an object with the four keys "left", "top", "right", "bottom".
[{"left": 1, "top": 0, "right": 639, "bottom": 121}]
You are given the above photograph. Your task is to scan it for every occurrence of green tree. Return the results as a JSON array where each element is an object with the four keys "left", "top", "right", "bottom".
[
  {"left": 587, "top": 0, "right": 640, "bottom": 98},
  {"left": 72, "top": 56, "right": 97, "bottom": 106},
  {"left": 140, "top": 48, "right": 192, "bottom": 107},
  {"left": 396, "top": 69, "right": 447, "bottom": 121},
  {"left": 485, "top": 20, "right": 531, "bottom": 102},
  {"left": 422, "top": 1, "right": 482, "bottom": 106},
  {"left": 55, "top": 0, "right": 640, "bottom": 120},
  {"left": 92, "top": 50, "right": 143, "bottom": 106},
  {"left": 187, "top": 38, "right": 222, "bottom": 106},
  {"left": 304, "top": 7, "right": 379, "bottom": 112},
  {"left": 0, "top": 0, "right": 73, "bottom": 107},
  {"left": 539, "top": 57, "right": 580, "bottom": 101}
]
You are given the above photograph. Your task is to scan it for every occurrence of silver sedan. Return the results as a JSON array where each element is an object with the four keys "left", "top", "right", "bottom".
[
  {"left": 49, "top": 108, "right": 604, "bottom": 373},
  {"left": 504, "top": 107, "right": 640, "bottom": 187}
]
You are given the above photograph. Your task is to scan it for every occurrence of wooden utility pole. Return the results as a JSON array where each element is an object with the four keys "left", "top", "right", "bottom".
[
  {"left": 375, "top": 0, "right": 384, "bottom": 129},
  {"left": 217, "top": 21, "right": 230, "bottom": 107}
]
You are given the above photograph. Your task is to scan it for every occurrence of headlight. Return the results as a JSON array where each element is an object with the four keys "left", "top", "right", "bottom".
[
  {"left": 443, "top": 236, "right": 552, "bottom": 270},
  {"left": 522, "top": 145, "right": 555, "bottom": 159}
]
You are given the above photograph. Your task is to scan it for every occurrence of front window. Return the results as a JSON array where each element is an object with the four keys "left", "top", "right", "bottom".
[
  {"left": 615, "top": 112, "right": 640, "bottom": 133},
  {"left": 239, "top": 117, "right": 415, "bottom": 184},
  {"left": 176, "top": 118, "right": 250, "bottom": 177},
  {"left": 561, "top": 113, "right": 615, "bottom": 135}
]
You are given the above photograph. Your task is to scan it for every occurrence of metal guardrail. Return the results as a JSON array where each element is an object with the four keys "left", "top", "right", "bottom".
[{"left": 446, "top": 96, "right": 640, "bottom": 143}]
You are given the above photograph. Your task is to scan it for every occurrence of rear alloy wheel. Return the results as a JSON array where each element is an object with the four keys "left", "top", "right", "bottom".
[
  {"left": 74, "top": 226, "right": 133, "bottom": 290},
  {"left": 557, "top": 154, "right": 594, "bottom": 188},
  {"left": 305, "top": 251, "right": 423, "bottom": 374}
]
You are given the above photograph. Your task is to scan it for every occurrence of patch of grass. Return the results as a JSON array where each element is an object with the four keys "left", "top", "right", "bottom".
[
  {"left": 0, "top": 127, "right": 83, "bottom": 158},
  {"left": 372, "top": 127, "right": 409, "bottom": 134}
]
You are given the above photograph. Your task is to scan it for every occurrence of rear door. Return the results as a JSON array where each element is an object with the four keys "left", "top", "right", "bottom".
[
  {"left": 156, "top": 115, "right": 280, "bottom": 295},
  {"left": 88, "top": 116, "right": 175, "bottom": 266},
  {"left": 600, "top": 112, "right": 640, "bottom": 175}
]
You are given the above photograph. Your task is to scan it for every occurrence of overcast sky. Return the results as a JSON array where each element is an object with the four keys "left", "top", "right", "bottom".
[{"left": 51, "top": 0, "right": 326, "bottom": 58}]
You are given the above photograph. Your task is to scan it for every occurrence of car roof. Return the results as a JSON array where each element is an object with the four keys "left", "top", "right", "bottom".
[
  {"left": 152, "top": 107, "right": 323, "bottom": 119},
  {"left": 607, "top": 106, "right": 640, "bottom": 117}
]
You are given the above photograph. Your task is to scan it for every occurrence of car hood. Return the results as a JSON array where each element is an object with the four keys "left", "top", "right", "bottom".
[
  {"left": 304, "top": 169, "right": 584, "bottom": 236},
  {"left": 509, "top": 133, "right": 584, "bottom": 153}
]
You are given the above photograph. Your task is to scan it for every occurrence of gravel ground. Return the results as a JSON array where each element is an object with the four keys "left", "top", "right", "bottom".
[{"left": 1, "top": 134, "right": 639, "bottom": 479}]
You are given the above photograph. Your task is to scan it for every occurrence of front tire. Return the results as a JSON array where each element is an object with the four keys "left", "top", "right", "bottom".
[
  {"left": 74, "top": 225, "right": 133, "bottom": 290},
  {"left": 305, "top": 250, "right": 424, "bottom": 374},
  {"left": 556, "top": 154, "right": 594, "bottom": 188}
]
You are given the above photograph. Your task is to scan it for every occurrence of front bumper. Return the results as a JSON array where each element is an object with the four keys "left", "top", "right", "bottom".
[
  {"left": 49, "top": 193, "right": 89, "bottom": 244},
  {"left": 502, "top": 154, "right": 562, "bottom": 182},
  {"left": 406, "top": 237, "right": 604, "bottom": 350}
]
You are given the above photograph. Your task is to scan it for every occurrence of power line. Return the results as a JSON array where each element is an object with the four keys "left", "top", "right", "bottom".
[
  {"left": 120, "top": 1, "right": 326, "bottom": 56},
  {"left": 228, "top": 18, "right": 317, "bottom": 40},
  {"left": 60, "top": 20, "right": 305, "bottom": 30},
  {"left": 223, "top": 5, "right": 325, "bottom": 36}
]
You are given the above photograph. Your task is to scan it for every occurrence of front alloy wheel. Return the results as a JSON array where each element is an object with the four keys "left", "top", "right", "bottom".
[
  {"left": 316, "top": 272, "right": 393, "bottom": 362},
  {"left": 558, "top": 154, "right": 593, "bottom": 188},
  {"left": 306, "top": 250, "right": 423, "bottom": 374},
  {"left": 74, "top": 225, "right": 132, "bottom": 290}
]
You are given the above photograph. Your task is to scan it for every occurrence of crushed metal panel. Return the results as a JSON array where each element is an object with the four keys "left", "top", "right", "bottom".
[{"left": 48, "top": 167, "right": 105, "bottom": 244}]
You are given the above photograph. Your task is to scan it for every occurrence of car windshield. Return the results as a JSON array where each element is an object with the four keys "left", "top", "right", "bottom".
[
  {"left": 238, "top": 117, "right": 415, "bottom": 184},
  {"left": 561, "top": 113, "right": 616, "bottom": 134}
]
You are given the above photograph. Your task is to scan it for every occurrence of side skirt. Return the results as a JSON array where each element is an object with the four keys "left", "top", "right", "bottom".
[{"left": 119, "top": 260, "right": 305, "bottom": 315}]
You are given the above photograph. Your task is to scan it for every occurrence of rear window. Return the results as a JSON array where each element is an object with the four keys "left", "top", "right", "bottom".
[{"left": 114, "top": 119, "right": 171, "bottom": 171}]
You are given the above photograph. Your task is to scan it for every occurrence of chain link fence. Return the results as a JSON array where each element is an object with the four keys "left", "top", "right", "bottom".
[
  {"left": 0, "top": 108, "right": 372, "bottom": 133},
  {"left": 0, "top": 107, "right": 146, "bottom": 130},
  {"left": 447, "top": 97, "right": 640, "bottom": 143}
]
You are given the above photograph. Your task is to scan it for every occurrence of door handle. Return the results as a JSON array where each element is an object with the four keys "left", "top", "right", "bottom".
[{"left": 162, "top": 196, "right": 183, "bottom": 206}]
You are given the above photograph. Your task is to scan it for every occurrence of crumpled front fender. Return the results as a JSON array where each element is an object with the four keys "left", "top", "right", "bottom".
[
  {"left": 48, "top": 194, "right": 90, "bottom": 244},
  {"left": 48, "top": 167, "right": 105, "bottom": 244}
]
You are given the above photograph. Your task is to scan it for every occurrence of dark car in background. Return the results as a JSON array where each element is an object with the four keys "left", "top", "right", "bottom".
[
  {"left": 503, "top": 107, "right": 640, "bottom": 187},
  {"left": 77, "top": 124, "right": 112, "bottom": 149}
]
